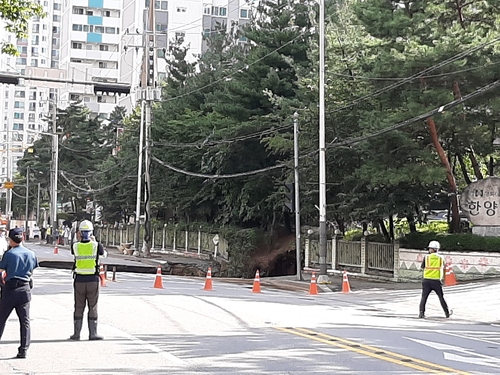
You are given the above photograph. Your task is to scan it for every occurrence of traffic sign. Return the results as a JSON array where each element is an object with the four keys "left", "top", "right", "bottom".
[{"left": 2, "top": 182, "right": 14, "bottom": 189}]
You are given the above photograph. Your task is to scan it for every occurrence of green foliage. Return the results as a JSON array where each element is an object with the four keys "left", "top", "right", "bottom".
[
  {"left": 219, "top": 227, "right": 260, "bottom": 277},
  {"left": 402, "top": 232, "right": 500, "bottom": 252},
  {"left": 1, "top": 0, "right": 45, "bottom": 55}
]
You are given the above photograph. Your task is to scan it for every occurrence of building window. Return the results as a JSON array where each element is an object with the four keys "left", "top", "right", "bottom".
[
  {"left": 203, "top": 5, "right": 210, "bottom": 14},
  {"left": 97, "top": 96, "right": 103, "bottom": 103},
  {"left": 14, "top": 91, "right": 25, "bottom": 98},
  {"left": 42, "top": 36, "right": 47, "bottom": 41},
  {"left": 86, "top": 44, "right": 93, "bottom": 50},
  {"left": 14, "top": 101, "right": 25, "bottom": 109},
  {"left": 29, "top": 113, "right": 36, "bottom": 121},
  {"left": 53, "top": 15, "right": 61, "bottom": 22},
  {"left": 14, "top": 113, "right": 24, "bottom": 120},
  {"left": 86, "top": 10, "right": 93, "bottom": 15},
  {"left": 84, "top": 97, "right": 90, "bottom": 102},
  {"left": 156, "top": 23, "right": 167, "bottom": 32},
  {"left": 212, "top": 6, "right": 219, "bottom": 16},
  {"left": 72, "top": 42, "right": 83, "bottom": 49},
  {"left": 72, "top": 24, "right": 83, "bottom": 31},
  {"left": 31, "top": 59, "right": 38, "bottom": 67},
  {"left": 103, "top": 10, "right": 110, "bottom": 17},
  {"left": 28, "top": 123, "right": 36, "bottom": 129},
  {"left": 43, "top": 24, "right": 47, "bottom": 30},
  {"left": 95, "top": 26, "right": 104, "bottom": 33},
  {"left": 70, "top": 94, "right": 80, "bottom": 101},
  {"left": 203, "top": 28, "right": 210, "bottom": 37},
  {"left": 13, "top": 123, "right": 24, "bottom": 130},
  {"left": 53, "top": 26, "right": 60, "bottom": 33},
  {"left": 98, "top": 62, "right": 107, "bottom": 68},
  {"left": 105, "top": 27, "right": 116, "bottom": 34},
  {"left": 29, "top": 102, "right": 36, "bottom": 111},
  {"left": 54, "top": 3, "right": 61, "bottom": 10},
  {"left": 175, "top": 32, "right": 185, "bottom": 40},
  {"left": 176, "top": 7, "right": 186, "bottom": 12},
  {"left": 32, "top": 24, "right": 40, "bottom": 33},
  {"left": 99, "top": 45, "right": 109, "bottom": 51},
  {"left": 240, "top": 9, "right": 249, "bottom": 18},
  {"left": 73, "top": 7, "right": 84, "bottom": 14},
  {"left": 29, "top": 92, "right": 36, "bottom": 100},
  {"left": 17, "top": 46, "right": 27, "bottom": 54},
  {"left": 83, "top": 25, "right": 89, "bottom": 32},
  {"left": 157, "top": 48, "right": 165, "bottom": 58},
  {"left": 160, "top": 1, "right": 167, "bottom": 10},
  {"left": 220, "top": 7, "right": 227, "bottom": 16}
]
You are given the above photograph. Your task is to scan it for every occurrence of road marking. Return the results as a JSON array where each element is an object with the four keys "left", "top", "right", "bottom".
[
  {"left": 408, "top": 337, "right": 500, "bottom": 368},
  {"left": 104, "top": 324, "right": 187, "bottom": 367},
  {"left": 277, "top": 327, "right": 470, "bottom": 375}
]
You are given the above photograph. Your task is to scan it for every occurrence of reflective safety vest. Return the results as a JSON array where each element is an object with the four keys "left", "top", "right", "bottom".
[
  {"left": 73, "top": 241, "right": 98, "bottom": 275},
  {"left": 423, "top": 253, "right": 443, "bottom": 280}
]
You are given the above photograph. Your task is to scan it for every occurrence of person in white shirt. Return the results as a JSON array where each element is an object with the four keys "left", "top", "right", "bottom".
[
  {"left": 32, "top": 224, "right": 41, "bottom": 241},
  {"left": 0, "top": 225, "right": 8, "bottom": 259}
]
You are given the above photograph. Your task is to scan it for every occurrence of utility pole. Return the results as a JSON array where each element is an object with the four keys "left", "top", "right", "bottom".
[
  {"left": 317, "top": 0, "right": 329, "bottom": 282},
  {"left": 37, "top": 182, "right": 41, "bottom": 226},
  {"left": 50, "top": 98, "right": 59, "bottom": 243},
  {"left": 293, "top": 112, "right": 302, "bottom": 281},
  {"left": 136, "top": 1, "right": 156, "bottom": 257},
  {"left": 133, "top": 101, "right": 145, "bottom": 255},
  {"left": 25, "top": 166, "right": 30, "bottom": 236},
  {"left": 5, "top": 119, "right": 12, "bottom": 224}
]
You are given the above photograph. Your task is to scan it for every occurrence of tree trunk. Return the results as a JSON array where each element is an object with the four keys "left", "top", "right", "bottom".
[
  {"left": 388, "top": 214, "right": 394, "bottom": 240},
  {"left": 378, "top": 218, "right": 389, "bottom": 240},
  {"left": 489, "top": 156, "right": 495, "bottom": 177},
  {"left": 426, "top": 117, "right": 461, "bottom": 233},
  {"left": 456, "top": 153, "right": 472, "bottom": 185},
  {"left": 334, "top": 214, "right": 345, "bottom": 234},
  {"left": 468, "top": 150, "right": 484, "bottom": 180},
  {"left": 407, "top": 214, "right": 417, "bottom": 233},
  {"left": 362, "top": 222, "right": 368, "bottom": 233}
]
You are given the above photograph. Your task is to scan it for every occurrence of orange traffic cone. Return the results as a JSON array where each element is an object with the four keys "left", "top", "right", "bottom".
[
  {"left": 341, "top": 270, "right": 351, "bottom": 293},
  {"left": 99, "top": 265, "right": 107, "bottom": 287},
  {"left": 309, "top": 272, "right": 318, "bottom": 295},
  {"left": 444, "top": 264, "right": 457, "bottom": 286},
  {"left": 53, "top": 246, "right": 59, "bottom": 254},
  {"left": 153, "top": 265, "right": 164, "bottom": 289},
  {"left": 203, "top": 267, "right": 213, "bottom": 291},
  {"left": 252, "top": 270, "right": 261, "bottom": 293}
]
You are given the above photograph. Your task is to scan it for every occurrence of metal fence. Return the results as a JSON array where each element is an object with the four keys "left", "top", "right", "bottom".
[
  {"left": 305, "top": 235, "right": 397, "bottom": 276},
  {"left": 96, "top": 226, "right": 229, "bottom": 259}
]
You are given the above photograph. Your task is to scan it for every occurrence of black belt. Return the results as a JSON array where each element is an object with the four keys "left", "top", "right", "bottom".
[{"left": 5, "top": 279, "right": 29, "bottom": 288}]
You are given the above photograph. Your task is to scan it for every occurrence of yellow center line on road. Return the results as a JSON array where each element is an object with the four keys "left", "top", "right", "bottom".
[{"left": 276, "top": 327, "right": 470, "bottom": 375}]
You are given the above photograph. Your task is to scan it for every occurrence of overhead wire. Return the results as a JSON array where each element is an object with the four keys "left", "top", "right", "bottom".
[{"left": 59, "top": 170, "right": 136, "bottom": 192}]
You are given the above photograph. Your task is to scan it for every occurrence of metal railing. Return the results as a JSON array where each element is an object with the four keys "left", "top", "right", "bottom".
[
  {"left": 366, "top": 242, "right": 394, "bottom": 272},
  {"left": 337, "top": 240, "right": 362, "bottom": 267}
]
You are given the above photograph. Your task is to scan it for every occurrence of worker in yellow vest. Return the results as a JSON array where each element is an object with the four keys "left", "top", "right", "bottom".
[
  {"left": 69, "top": 220, "right": 107, "bottom": 340},
  {"left": 418, "top": 240, "right": 452, "bottom": 319}
]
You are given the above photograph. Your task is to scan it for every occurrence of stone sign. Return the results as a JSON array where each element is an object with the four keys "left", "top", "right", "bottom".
[{"left": 460, "top": 177, "right": 500, "bottom": 226}]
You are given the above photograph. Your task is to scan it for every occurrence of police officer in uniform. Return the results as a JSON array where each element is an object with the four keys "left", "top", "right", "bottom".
[
  {"left": 0, "top": 228, "right": 38, "bottom": 358},
  {"left": 69, "top": 220, "right": 107, "bottom": 341},
  {"left": 419, "top": 240, "right": 452, "bottom": 318}
]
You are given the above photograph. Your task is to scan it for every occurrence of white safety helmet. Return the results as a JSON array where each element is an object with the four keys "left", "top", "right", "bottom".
[
  {"left": 79, "top": 220, "right": 94, "bottom": 232},
  {"left": 427, "top": 240, "right": 441, "bottom": 251}
]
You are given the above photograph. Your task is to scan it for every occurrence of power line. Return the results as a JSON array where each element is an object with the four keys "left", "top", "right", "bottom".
[
  {"left": 59, "top": 170, "right": 135, "bottom": 192},
  {"left": 330, "top": 79, "right": 500, "bottom": 148},
  {"left": 151, "top": 155, "right": 286, "bottom": 179},
  {"left": 326, "top": 37, "right": 500, "bottom": 116}
]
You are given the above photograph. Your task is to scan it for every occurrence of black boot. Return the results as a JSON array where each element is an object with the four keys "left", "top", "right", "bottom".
[
  {"left": 69, "top": 319, "right": 83, "bottom": 341},
  {"left": 88, "top": 318, "right": 103, "bottom": 340},
  {"left": 16, "top": 348, "right": 27, "bottom": 359},
  {"left": 418, "top": 312, "right": 425, "bottom": 318}
]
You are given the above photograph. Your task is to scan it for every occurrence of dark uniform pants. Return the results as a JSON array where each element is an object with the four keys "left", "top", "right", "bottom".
[
  {"left": 74, "top": 281, "right": 99, "bottom": 320},
  {"left": 419, "top": 279, "right": 449, "bottom": 315},
  {"left": 0, "top": 282, "right": 31, "bottom": 350}
]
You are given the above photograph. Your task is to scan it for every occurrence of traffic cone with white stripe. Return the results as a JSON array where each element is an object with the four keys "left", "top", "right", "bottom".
[
  {"left": 444, "top": 264, "right": 457, "bottom": 286},
  {"left": 252, "top": 270, "right": 261, "bottom": 293},
  {"left": 309, "top": 272, "right": 318, "bottom": 295},
  {"left": 99, "top": 265, "right": 107, "bottom": 287},
  {"left": 53, "top": 246, "right": 59, "bottom": 254},
  {"left": 204, "top": 267, "right": 213, "bottom": 291},
  {"left": 341, "top": 270, "right": 351, "bottom": 293},
  {"left": 153, "top": 265, "right": 164, "bottom": 289}
]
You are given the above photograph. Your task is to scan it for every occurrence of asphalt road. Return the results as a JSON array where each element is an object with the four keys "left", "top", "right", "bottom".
[{"left": 0, "top": 260, "right": 499, "bottom": 374}]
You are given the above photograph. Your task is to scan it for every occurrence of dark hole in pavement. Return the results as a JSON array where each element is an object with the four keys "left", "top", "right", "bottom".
[
  {"left": 308, "top": 333, "right": 318, "bottom": 336},
  {"left": 401, "top": 359, "right": 413, "bottom": 362},
  {"left": 350, "top": 344, "right": 361, "bottom": 348},
  {"left": 329, "top": 339, "right": 338, "bottom": 342},
  {"left": 375, "top": 351, "right": 385, "bottom": 354}
]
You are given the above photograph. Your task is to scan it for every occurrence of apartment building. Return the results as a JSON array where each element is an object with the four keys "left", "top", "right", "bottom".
[{"left": 0, "top": 0, "right": 254, "bottom": 183}]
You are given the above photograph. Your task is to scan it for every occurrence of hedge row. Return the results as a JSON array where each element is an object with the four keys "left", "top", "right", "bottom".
[{"left": 401, "top": 232, "right": 500, "bottom": 252}]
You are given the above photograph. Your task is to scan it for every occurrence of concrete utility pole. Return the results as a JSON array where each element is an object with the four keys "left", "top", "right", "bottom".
[
  {"left": 37, "top": 182, "right": 41, "bottom": 226},
  {"left": 133, "top": 100, "right": 145, "bottom": 254},
  {"left": 5, "top": 120, "right": 12, "bottom": 222},
  {"left": 25, "top": 166, "right": 29, "bottom": 235},
  {"left": 317, "top": 0, "right": 328, "bottom": 282},
  {"left": 134, "top": 2, "right": 156, "bottom": 257},
  {"left": 50, "top": 98, "right": 59, "bottom": 243},
  {"left": 293, "top": 112, "right": 302, "bottom": 281}
]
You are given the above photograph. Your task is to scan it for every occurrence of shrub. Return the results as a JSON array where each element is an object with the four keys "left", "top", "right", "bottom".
[{"left": 401, "top": 232, "right": 500, "bottom": 252}]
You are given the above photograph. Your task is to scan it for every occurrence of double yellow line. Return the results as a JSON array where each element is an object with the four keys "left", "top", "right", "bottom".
[{"left": 276, "top": 327, "right": 470, "bottom": 375}]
